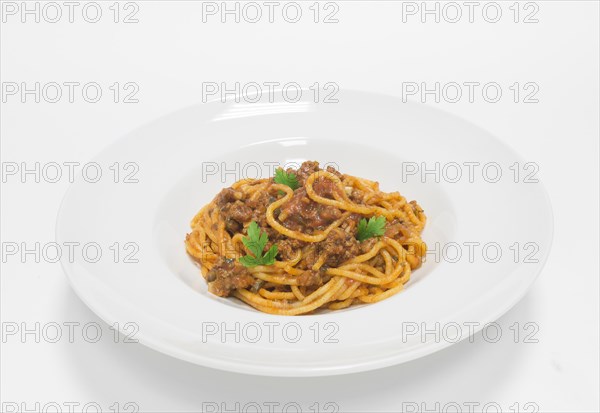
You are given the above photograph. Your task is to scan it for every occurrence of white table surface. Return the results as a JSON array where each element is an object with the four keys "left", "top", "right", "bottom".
[{"left": 1, "top": 1, "right": 598, "bottom": 412}]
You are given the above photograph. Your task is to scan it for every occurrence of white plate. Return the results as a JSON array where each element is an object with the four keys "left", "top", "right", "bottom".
[{"left": 57, "top": 90, "right": 553, "bottom": 376}]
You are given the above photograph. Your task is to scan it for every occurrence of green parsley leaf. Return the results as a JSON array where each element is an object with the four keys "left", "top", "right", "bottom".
[
  {"left": 239, "top": 221, "right": 278, "bottom": 267},
  {"left": 356, "top": 216, "right": 387, "bottom": 241},
  {"left": 274, "top": 168, "right": 299, "bottom": 191},
  {"left": 239, "top": 255, "right": 262, "bottom": 267}
]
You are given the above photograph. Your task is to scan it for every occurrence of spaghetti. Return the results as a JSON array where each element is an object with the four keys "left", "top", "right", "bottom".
[{"left": 185, "top": 161, "right": 426, "bottom": 315}]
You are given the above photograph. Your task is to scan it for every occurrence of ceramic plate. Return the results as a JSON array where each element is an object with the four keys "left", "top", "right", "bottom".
[{"left": 57, "top": 90, "right": 553, "bottom": 376}]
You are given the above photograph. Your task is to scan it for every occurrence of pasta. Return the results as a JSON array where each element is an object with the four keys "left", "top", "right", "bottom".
[{"left": 185, "top": 161, "right": 426, "bottom": 315}]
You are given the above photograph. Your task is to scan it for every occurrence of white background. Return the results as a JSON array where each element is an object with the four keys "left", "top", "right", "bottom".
[{"left": 1, "top": 1, "right": 599, "bottom": 412}]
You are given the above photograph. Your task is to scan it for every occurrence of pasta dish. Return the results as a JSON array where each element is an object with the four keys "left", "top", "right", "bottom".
[{"left": 185, "top": 161, "right": 426, "bottom": 315}]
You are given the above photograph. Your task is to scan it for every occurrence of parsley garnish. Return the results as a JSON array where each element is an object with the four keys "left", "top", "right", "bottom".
[
  {"left": 274, "top": 168, "right": 299, "bottom": 190},
  {"left": 239, "top": 221, "right": 278, "bottom": 267},
  {"left": 356, "top": 216, "right": 386, "bottom": 241}
]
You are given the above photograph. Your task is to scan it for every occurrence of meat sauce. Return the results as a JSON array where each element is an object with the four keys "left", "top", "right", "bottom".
[{"left": 205, "top": 161, "right": 410, "bottom": 296}]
